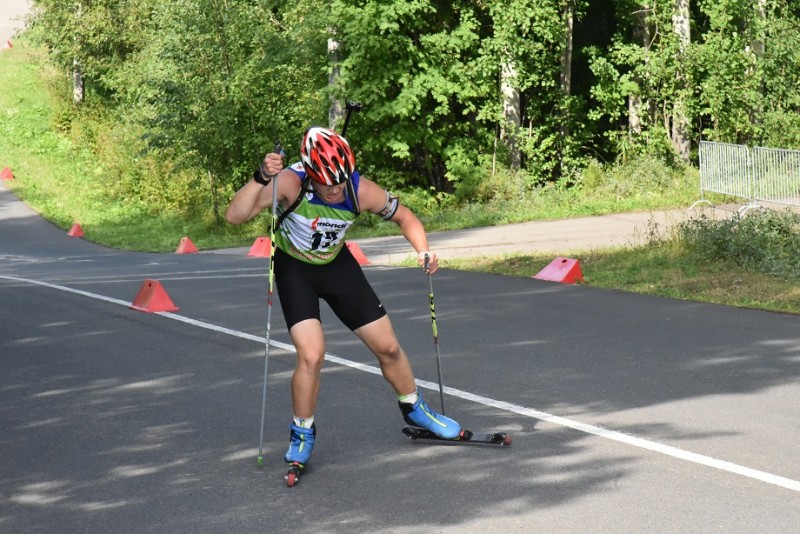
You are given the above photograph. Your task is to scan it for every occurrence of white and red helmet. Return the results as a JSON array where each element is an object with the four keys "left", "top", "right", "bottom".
[{"left": 300, "top": 127, "right": 355, "bottom": 185}]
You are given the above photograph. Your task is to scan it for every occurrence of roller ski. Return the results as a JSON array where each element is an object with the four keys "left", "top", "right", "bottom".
[
  {"left": 284, "top": 423, "right": 315, "bottom": 487},
  {"left": 399, "top": 389, "right": 511, "bottom": 446},
  {"left": 402, "top": 425, "right": 512, "bottom": 446}
]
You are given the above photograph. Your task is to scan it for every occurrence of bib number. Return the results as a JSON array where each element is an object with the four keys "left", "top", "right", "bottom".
[{"left": 311, "top": 230, "right": 340, "bottom": 251}]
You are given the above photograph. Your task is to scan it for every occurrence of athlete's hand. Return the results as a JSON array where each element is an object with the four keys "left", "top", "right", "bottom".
[
  {"left": 418, "top": 250, "right": 439, "bottom": 274},
  {"left": 261, "top": 151, "right": 284, "bottom": 178}
]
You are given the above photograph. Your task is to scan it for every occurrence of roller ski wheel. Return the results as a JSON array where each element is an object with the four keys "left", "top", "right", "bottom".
[
  {"left": 285, "top": 462, "right": 303, "bottom": 487},
  {"left": 402, "top": 426, "right": 512, "bottom": 446}
]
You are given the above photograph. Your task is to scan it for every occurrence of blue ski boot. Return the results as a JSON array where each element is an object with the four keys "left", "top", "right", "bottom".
[
  {"left": 399, "top": 390, "right": 461, "bottom": 439},
  {"left": 284, "top": 423, "right": 316, "bottom": 466}
]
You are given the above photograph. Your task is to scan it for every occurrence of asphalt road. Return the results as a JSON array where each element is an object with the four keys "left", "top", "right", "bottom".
[{"left": 1, "top": 181, "right": 799, "bottom": 533}]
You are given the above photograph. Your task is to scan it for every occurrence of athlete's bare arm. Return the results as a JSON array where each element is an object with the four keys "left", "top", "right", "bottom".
[
  {"left": 357, "top": 177, "right": 439, "bottom": 273},
  {"left": 226, "top": 153, "right": 298, "bottom": 224}
]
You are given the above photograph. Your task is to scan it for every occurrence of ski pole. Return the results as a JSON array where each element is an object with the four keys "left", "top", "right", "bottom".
[
  {"left": 424, "top": 253, "right": 446, "bottom": 415},
  {"left": 340, "top": 101, "right": 362, "bottom": 214},
  {"left": 257, "top": 141, "right": 284, "bottom": 468},
  {"left": 340, "top": 101, "right": 362, "bottom": 137}
]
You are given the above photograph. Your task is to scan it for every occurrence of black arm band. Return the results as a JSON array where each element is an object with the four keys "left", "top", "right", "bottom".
[
  {"left": 376, "top": 191, "right": 400, "bottom": 220},
  {"left": 253, "top": 164, "right": 272, "bottom": 186}
]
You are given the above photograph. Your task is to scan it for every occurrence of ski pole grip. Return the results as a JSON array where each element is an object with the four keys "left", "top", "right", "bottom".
[
  {"left": 255, "top": 141, "right": 285, "bottom": 185},
  {"left": 422, "top": 252, "right": 430, "bottom": 272}
]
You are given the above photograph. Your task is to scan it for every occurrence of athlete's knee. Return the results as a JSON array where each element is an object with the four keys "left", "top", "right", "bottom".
[
  {"left": 372, "top": 337, "right": 403, "bottom": 362},
  {"left": 289, "top": 319, "right": 325, "bottom": 373},
  {"left": 355, "top": 316, "right": 402, "bottom": 359},
  {"left": 296, "top": 350, "right": 325, "bottom": 374}
]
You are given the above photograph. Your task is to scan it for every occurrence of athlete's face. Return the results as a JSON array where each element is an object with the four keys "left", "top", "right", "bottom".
[{"left": 313, "top": 181, "right": 347, "bottom": 203}]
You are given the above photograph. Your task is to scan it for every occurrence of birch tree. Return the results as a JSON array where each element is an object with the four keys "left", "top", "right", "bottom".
[
  {"left": 328, "top": 26, "right": 345, "bottom": 130},
  {"left": 501, "top": 59, "right": 521, "bottom": 170},
  {"left": 670, "top": 0, "right": 691, "bottom": 162},
  {"left": 628, "top": 3, "right": 652, "bottom": 135},
  {"left": 559, "top": 0, "right": 575, "bottom": 139}
]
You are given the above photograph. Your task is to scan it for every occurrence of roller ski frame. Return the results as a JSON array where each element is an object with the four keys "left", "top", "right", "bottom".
[
  {"left": 402, "top": 426, "right": 512, "bottom": 446},
  {"left": 285, "top": 461, "right": 304, "bottom": 487}
]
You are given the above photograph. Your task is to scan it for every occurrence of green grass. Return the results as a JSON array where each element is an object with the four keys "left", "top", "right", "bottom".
[
  {"left": 439, "top": 234, "right": 800, "bottom": 316},
  {"left": 5, "top": 40, "right": 797, "bottom": 316}
]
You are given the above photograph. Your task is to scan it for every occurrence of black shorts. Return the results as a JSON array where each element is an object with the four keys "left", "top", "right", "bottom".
[{"left": 274, "top": 245, "right": 387, "bottom": 331}]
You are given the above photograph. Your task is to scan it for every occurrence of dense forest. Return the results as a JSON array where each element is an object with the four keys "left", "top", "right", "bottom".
[{"left": 25, "top": 1, "right": 800, "bottom": 212}]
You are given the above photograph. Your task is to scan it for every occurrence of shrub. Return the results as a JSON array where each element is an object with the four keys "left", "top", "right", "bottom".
[
  {"left": 579, "top": 154, "right": 692, "bottom": 200},
  {"left": 677, "top": 209, "right": 800, "bottom": 280}
]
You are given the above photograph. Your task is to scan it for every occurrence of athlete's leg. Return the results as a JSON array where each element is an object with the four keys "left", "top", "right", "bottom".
[
  {"left": 353, "top": 315, "right": 416, "bottom": 395},
  {"left": 355, "top": 315, "right": 461, "bottom": 438},
  {"left": 288, "top": 318, "right": 326, "bottom": 418},
  {"left": 320, "top": 248, "right": 458, "bottom": 438}
]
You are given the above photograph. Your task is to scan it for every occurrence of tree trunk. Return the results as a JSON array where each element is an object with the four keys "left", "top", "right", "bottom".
[
  {"left": 73, "top": 59, "right": 84, "bottom": 104},
  {"left": 671, "top": 0, "right": 691, "bottom": 162},
  {"left": 751, "top": 0, "right": 766, "bottom": 58},
  {"left": 72, "top": 4, "right": 84, "bottom": 104},
  {"left": 501, "top": 60, "right": 521, "bottom": 170},
  {"left": 327, "top": 27, "right": 345, "bottom": 131},
  {"left": 557, "top": 0, "right": 575, "bottom": 177},
  {"left": 559, "top": 0, "right": 574, "bottom": 141},
  {"left": 208, "top": 170, "right": 221, "bottom": 223},
  {"left": 749, "top": 0, "right": 767, "bottom": 131},
  {"left": 628, "top": 4, "right": 651, "bottom": 135}
]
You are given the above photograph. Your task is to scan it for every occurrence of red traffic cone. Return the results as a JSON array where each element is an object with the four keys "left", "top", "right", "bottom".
[
  {"left": 0, "top": 167, "right": 13, "bottom": 181},
  {"left": 2, "top": 40, "right": 12, "bottom": 50},
  {"left": 346, "top": 242, "right": 370, "bottom": 265},
  {"left": 533, "top": 257, "right": 584, "bottom": 284},
  {"left": 67, "top": 223, "right": 84, "bottom": 237},
  {"left": 247, "top": 236, "right": 273, "bottom": 258},
  {"left": 175, "top": 236, "right": 199, "bottom": 254},
  {"left": 129, "top": 279, "right": 179, "bottom": 313}
]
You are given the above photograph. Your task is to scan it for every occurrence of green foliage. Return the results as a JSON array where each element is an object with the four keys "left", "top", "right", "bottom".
[
  {"left": 332, "top": 0, "right": 497, "bottom": 191},
  {"left": 490, "top": 0, "right": 592, "bottom": 181},
  {"left": 116, "top": 0, "right": 328, "bottom": 203},
  {"left": 578, "top": 154, "right": 696, "bottom": 201},
  {"left": 757, "top": 13, "right": 800, "bottom": 148},
  {"left": 677, "top": 209, "right": 800, "bottom": 280},
  {"left": 30, "top": 0, "right": 332, "bottom": 223},
  {"left": 28, "top": 0, "right": 155, "bottom": 98},
  {"left": 589, "top": 0, "right": 800, "bottom": 155},
  {"left": 22, "top": 0, "right": 800, "bottom": 221},
  {"left": 693, "top": 0, "right": 769, "bottom": 145},
  {"left": 587, "top": 1, "right": 691, "bottom": 160},
  {"left": 454, "top": 163, "right": 529, "bottom": 204},
  {"left": 0, "top": 39, "right": 702, "bottom": 252}
]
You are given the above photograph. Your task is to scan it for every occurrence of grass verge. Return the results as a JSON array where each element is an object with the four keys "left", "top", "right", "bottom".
[{"left": 441, "top": 245, "right": 800, "bottom": 316}]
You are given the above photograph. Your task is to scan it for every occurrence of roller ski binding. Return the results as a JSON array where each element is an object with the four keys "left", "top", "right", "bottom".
[{"left": 284, "top": 423, "right": 315, "bottom": 487}]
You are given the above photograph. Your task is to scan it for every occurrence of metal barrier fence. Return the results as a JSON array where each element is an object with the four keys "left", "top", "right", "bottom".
[
  {"left": 752, "top": 146, "right": 800, "bottom": 208},
  {"left": 691, "top": 140, "right": 800, "bottom": 213}
]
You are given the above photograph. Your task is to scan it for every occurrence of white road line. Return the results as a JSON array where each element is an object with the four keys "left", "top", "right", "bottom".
[{"left": 3, "top": 273, "right": 799, "bottom": 493}]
